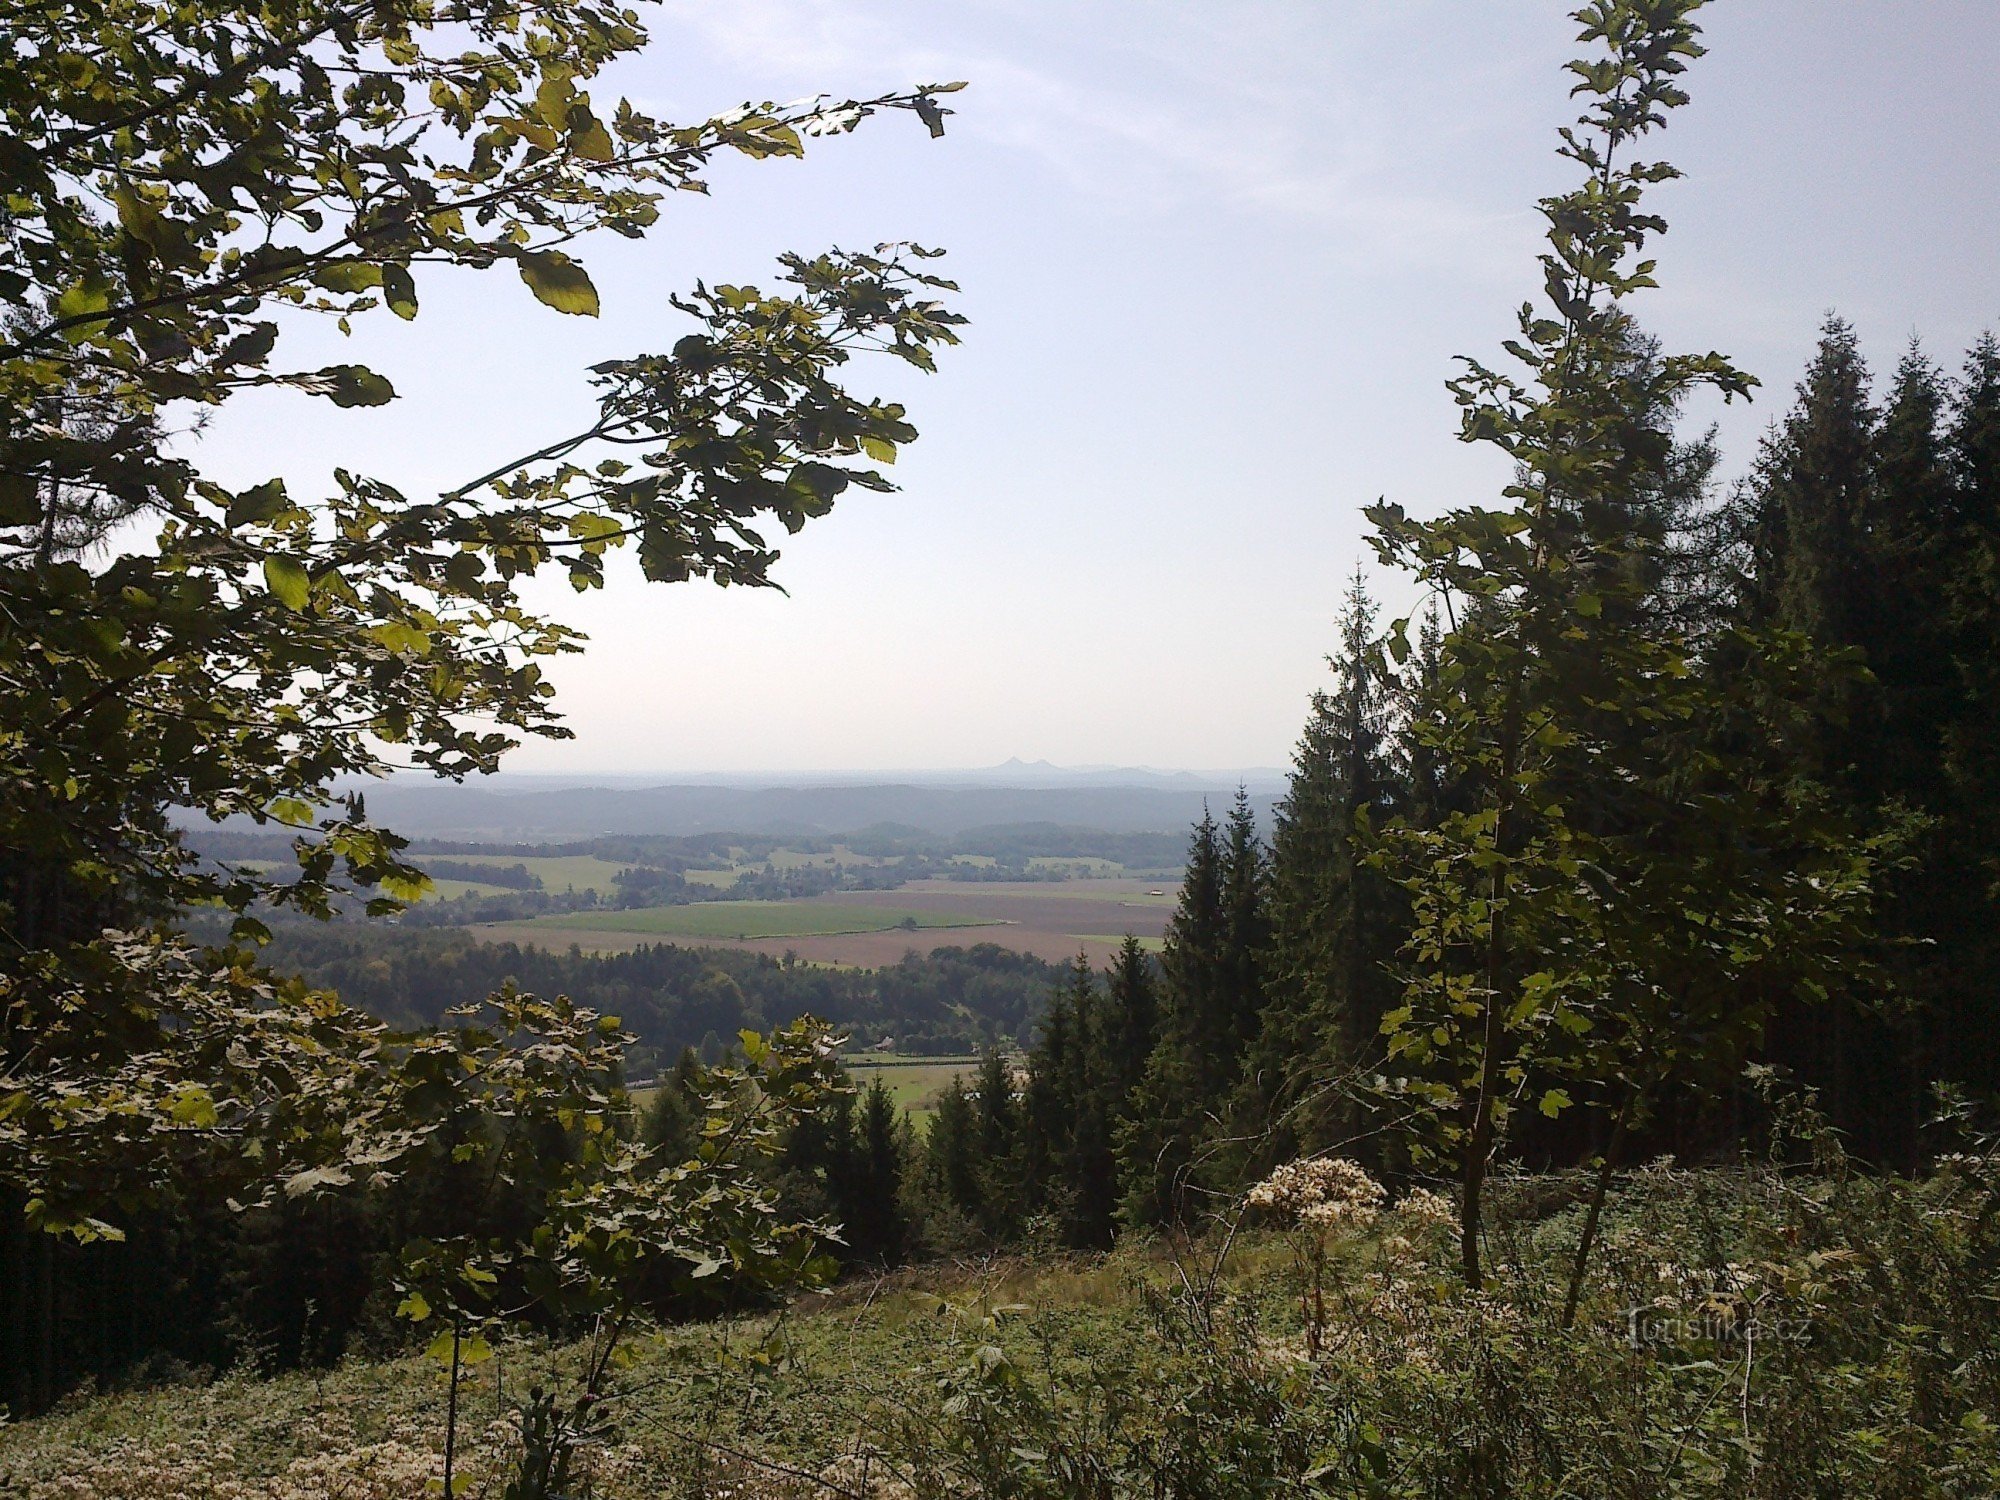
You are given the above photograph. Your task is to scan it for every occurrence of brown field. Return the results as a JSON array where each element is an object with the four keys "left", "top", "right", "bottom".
[{"left": 468, "top": 878, "right": 1175, "bottom": 966}]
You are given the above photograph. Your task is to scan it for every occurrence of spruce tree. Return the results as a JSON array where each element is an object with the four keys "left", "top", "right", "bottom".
[
  {"left": 1101, "top": 937, "right": 1159, "bottom": 1104},
  {"left": 916, "top": 1079, "right": 983, "bottom": 1244},
  {"left": 1117, "top": 810, "right": 1226, "bottom": 1227},
  {"left": 1117, "top": 802, "right": 1270, "bottom": 1227},
  {"left": 969, "top": 1048, "right": 1019, "bottom": 1239},
  {"left": 845, "top": 1079, "right": 907, "bottom": 1265},
  {"left": 1936, "top": 332, "right": 2000, "bottom": 1107},
  {"left": 1220, "top": 788, "right": 1271, "bottom": 1065},
  {"left": 1741, "top": 317, "right": 1878, "bottom": 667},
  {"left": 1236, "top": 572, "right": 1404, "bottom": 1169}
]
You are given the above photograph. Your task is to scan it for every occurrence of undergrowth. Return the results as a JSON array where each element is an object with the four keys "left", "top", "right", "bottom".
[{"left": 3, "top": 1144, "right": 1996, "bottom": 1498}]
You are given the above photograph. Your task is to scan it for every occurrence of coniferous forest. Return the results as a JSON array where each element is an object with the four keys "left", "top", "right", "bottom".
[{"left": 4, "top": 1, "right": 2000, "bottom": 1494}]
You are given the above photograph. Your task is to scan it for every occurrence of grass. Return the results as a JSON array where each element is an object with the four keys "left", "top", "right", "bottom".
[
  {"left": 843, "top": 1054, "right": 984, "bottom": 1116},
  {"left": 511, "top": 901, "right": 1002, "bottom": 941}
]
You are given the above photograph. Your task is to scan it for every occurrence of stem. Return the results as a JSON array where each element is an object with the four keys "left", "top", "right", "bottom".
[
  {"left": 443, "top": 1323, "right": 462, "bottom": 1498},
  {"left": 1560, "top": 1087, "right": 1637, "bottom": 1330}
]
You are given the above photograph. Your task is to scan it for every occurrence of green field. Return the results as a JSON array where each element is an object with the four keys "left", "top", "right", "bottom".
[
  {"left": 844, "top": 1053, "right": 985, "bottom": 1116},
  {"left": 424, "top": 853, "right": 630, "bottom": 896},
  {"left": 1073, "top": 932, "right": 1166, "bottom": 953},
  {"left": 631, "top": 1053, "right": 986, "bottom": 1118},
  {"left": 512, "top": 900, "right": 1002, "bottom": 941}
]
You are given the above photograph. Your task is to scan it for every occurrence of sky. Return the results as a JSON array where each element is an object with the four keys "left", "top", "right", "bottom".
[{"left": 200, "top": 1, "right": 2000, "bottom": 774}]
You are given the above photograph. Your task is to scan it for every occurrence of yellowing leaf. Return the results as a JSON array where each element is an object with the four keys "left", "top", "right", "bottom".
[
  {"left": 168, "top": 1085, "right": 219, "bottom": 1128},
  {"left": 263, "top": 555, "right": 309, "bottom": 610},
  {"left": 269, "top": 795, "right": 315, "bottom": 826},
  {"left": 518, "top": 252, "right": 599, "bottom": 316}
]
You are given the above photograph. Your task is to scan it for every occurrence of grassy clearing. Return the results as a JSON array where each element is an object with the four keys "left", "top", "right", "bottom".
[
  {"left": 5, "top": 1163, "right": 1997, "bottom": 1496},
  {"left": 843, "top": 1054, "right": 982, "bottom": 1115},
  {"left": 513, "top": 901, "right": 1002, "bottom": 941}
]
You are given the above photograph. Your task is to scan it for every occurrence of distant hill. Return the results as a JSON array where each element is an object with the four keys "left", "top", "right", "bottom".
[{"left": 318, "top": 777, "right": 1282, "bottom": 842}]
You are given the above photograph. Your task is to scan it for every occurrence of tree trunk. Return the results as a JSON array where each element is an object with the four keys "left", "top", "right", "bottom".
[{"left": 1560, "top": 1089, "right": 1637, "bottom": 1330}]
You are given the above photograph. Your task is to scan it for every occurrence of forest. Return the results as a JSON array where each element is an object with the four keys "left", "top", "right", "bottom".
[{"left": 3, "top": 0, "right": 1998, "bottom": 1495}]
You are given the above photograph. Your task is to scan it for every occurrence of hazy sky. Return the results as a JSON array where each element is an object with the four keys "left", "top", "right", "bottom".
[{"left": 202, "top": 2, "right": 2000, "bottom": 774}]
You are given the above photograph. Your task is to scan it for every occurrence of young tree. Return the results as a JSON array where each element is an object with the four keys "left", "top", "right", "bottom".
[{"left": 1364, "top": 0, "right": 1892, "bottom": 1287}]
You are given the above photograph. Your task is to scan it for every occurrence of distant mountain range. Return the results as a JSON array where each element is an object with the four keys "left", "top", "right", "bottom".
[
  {"left": 450, "top": 760, "right": 1290, "bottom": 791},
  {"left": 271, "top": 763, "right": 1290, "bottom": 842}
]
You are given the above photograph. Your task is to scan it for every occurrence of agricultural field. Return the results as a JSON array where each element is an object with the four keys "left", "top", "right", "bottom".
[
  {"left": 468, "top": 878, "right": 1176, "bottom": 965},
  {"left": 516, "top": 900, "right": 992, "bottom": 940},
  {"left": 842, "top": 1052, "right": 984, "bottom": 1116},
  {"left": 414, "top": 852, "right": 631, "bottom": 897}
]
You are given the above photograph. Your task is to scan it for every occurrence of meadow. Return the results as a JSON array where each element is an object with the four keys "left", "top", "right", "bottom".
[
  {"left": 841, "top": 1052, "right": 984, "bottom": 1115},
  {"left": 7, "top": 1158, "right": 1993, "bottom": 1498}
]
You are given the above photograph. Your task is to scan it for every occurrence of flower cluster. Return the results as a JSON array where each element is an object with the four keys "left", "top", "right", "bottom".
[
  {"left": 1391, "top": 1187, "right": 1456, "bottom": 1229},
  {"left": 1246, "top": 1157, "right": 1386, "bottom": 1233}
]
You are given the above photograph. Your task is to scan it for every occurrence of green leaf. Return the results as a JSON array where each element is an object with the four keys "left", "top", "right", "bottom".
[
  {"left": 379, "top": 870, "right": 434, "bottom": 902},
  {"left": 226, "top": 479, "right": 289, "bottom": 528},
  {"left": 263, "top": 555, "right": 310, "bottom": 610},
  {"left": 861, "top": 434, "right": 897, "bottom": 464},
  {"left": 51, "top": 278, "right": 110, "bottom": 323},
  {"left": 518, "top": 252, "right": 599, "bottom": 316},
  {"left": 1539, "top": 1088, "right": 1572, "bottom": 1118},
  {"left": 310, "top": 261, "right": 383, "bottom": 294},
  {"left": 381, "top": 263, "right": 418, "bottom": 320},
  {"left": 309, "top": 364, "right": 396, "bottom": 407}
]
